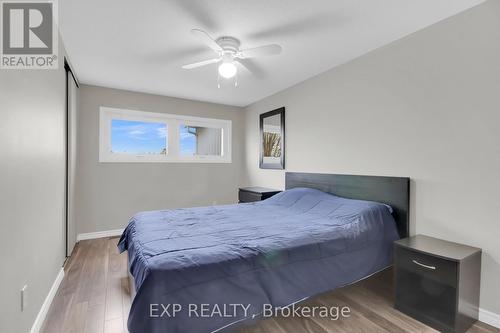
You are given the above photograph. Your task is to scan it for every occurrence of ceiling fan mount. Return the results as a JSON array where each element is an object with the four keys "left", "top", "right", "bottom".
[{"left": 215, "top": 36, "right": 241, "bottom": 55}]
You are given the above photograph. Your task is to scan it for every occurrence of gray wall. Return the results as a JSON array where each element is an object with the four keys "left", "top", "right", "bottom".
[
  {"left": 243, "top": 1, "right": 500, "bottom": 315},
  {"left": 0, "top": 42, "right": 67, "bottom": 331},
  {"left": 75, "top": 85, "right": 245, "bottom": 234}
]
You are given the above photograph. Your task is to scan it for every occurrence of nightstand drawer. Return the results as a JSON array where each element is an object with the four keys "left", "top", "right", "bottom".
[
  {"left": 238, "top": 191, "right": 262, "bottom": 203},
  {"left": 395, "top": 247, "right": 457, "bottom": 287},
  {"left": 395, "top": 245, "right": 459, "bottom": 332},
  {"left": 394, "top": 235, "right": 481, "bottom": 333}
]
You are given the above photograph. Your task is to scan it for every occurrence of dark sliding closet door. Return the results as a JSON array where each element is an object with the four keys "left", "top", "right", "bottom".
[{"left": 65, "top": 61, "right": 78, "bottom": 257}]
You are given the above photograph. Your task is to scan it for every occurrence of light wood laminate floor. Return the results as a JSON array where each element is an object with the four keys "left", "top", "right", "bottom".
[{"left": 41, "top": 238, "right": 499, "bottom": 333}]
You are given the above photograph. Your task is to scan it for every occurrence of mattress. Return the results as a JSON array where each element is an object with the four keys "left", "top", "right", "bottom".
[{"left": 118, "top": 187, "right": 400, "bottom": 333}]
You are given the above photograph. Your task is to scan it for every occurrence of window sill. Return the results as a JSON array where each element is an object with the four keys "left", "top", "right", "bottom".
[{"left": 98, "top": 156, "right": 232, "bottom": 163}]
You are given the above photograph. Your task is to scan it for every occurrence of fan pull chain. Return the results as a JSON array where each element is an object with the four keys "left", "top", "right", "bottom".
[
  {"left": 217, "top": 72, "right": 221, "bottom": 89},
  {"left": 234, "top": 71, "right": 238, "bottom": 87}
]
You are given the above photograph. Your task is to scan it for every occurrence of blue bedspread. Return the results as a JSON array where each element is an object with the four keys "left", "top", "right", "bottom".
[{"left": 118, "top": 188, "right": 399, "bottom": 333}]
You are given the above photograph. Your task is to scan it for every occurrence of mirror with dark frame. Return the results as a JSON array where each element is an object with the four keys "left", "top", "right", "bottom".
[{"left": 259, "top": 107, "right": 285, "bottom": 169}]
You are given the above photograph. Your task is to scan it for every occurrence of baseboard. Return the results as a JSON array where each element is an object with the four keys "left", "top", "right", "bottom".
[
  {"left": 480, "top": 308, "right": 500, "bottom": 329},
  {"left": 76, "top": 228, "right": 124, "bottom": 241},
  {"left": 30, "top": 268, "right": 65, "bottom": 333}
]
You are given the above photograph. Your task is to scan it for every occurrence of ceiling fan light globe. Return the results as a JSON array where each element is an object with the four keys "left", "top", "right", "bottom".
[{"left": 218, "top": 62, "right": 237, "bottom": 79}]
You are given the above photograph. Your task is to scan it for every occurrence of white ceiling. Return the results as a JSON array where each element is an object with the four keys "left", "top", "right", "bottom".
[{"left": 60, "top": 0, "right": 484, "bottom": 107}]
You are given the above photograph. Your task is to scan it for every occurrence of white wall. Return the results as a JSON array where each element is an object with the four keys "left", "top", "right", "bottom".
[
  {"left": 75, "top": 85, "right": 245, "bottom": 234},
  {"left": 0, "top": 41, "right": 68, "bottom": 332},
  {"left": 244, "top": 0, "right": 500, "bottom": 315}
]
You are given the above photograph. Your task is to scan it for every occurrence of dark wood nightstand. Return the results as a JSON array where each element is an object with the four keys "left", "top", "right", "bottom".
[
  {"left": 394, "top": 235, "right": 481, "bottom": 333},
  {"left": 238, "top": 187, "right": 281, "bottom": 203}
]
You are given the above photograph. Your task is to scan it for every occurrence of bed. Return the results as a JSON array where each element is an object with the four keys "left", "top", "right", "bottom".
[{"left": 118, "top": 172, "right": 410, "bottom": 333}]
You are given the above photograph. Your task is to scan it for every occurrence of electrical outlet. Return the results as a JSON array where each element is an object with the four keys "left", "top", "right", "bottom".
[
  {"left": 21, "top": 285, "right": 28, "bottom": 311},
  {"left": 212, "top": 201, "right": 218, "bottom": 205}
]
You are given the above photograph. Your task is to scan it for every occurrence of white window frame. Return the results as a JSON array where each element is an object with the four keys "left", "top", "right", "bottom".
[{"left": 99, "top": 107, "right": 232, "bottom": 163}]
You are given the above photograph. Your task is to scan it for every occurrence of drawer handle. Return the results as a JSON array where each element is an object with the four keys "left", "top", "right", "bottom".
[{"left": 412, "top": 259, "right": 436, "bottom": 270}]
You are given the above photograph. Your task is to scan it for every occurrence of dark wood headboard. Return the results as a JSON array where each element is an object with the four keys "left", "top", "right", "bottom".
[{"left": 285, "top": 172, "right": 410, "bottom": 238}]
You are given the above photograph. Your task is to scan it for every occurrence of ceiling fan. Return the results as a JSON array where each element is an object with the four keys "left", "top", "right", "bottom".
[{"left": 182, "top": 29, "right": 282, "bottom": 84}]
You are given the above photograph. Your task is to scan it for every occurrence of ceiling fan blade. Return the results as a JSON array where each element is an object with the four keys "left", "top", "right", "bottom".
[
  {"left": 238, "top": 44, "right": 282, "bottom": 58},
  {"left": 182, "top": 58, "right": 220, "bottom": 69},
  {"left": 191, "top": 29, "right": 223, "bottom": 53},
  {"left": 236, "top": 59, "right": 266, "bottom": 79},
  {"left": 248, "top": 13, "right": 337, "bottom": 40},
  {"left": 172, "top": 1, "right": 218, "bottom": 31},
  {"left": 235, "top": 60, "right": 251, "bottom": 73}
]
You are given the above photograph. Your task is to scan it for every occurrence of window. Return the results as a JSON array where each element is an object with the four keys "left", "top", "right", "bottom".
[
  {"left": 111, "top": 119, "right": 168, "bottom": 155},
  {"left": 179, "top": 124, "right": 222, "bottom": 156},
  {"left": 99, "top": 107, "right": 231, "bottom": 163}
]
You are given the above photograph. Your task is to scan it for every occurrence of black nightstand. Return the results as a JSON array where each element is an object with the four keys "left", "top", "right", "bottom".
[
  {"left": 394, "top": 235, "right": 481, "bottom": 333},
  {"left": 238, "top": 187, "right": 281, "bottom": 203}
]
